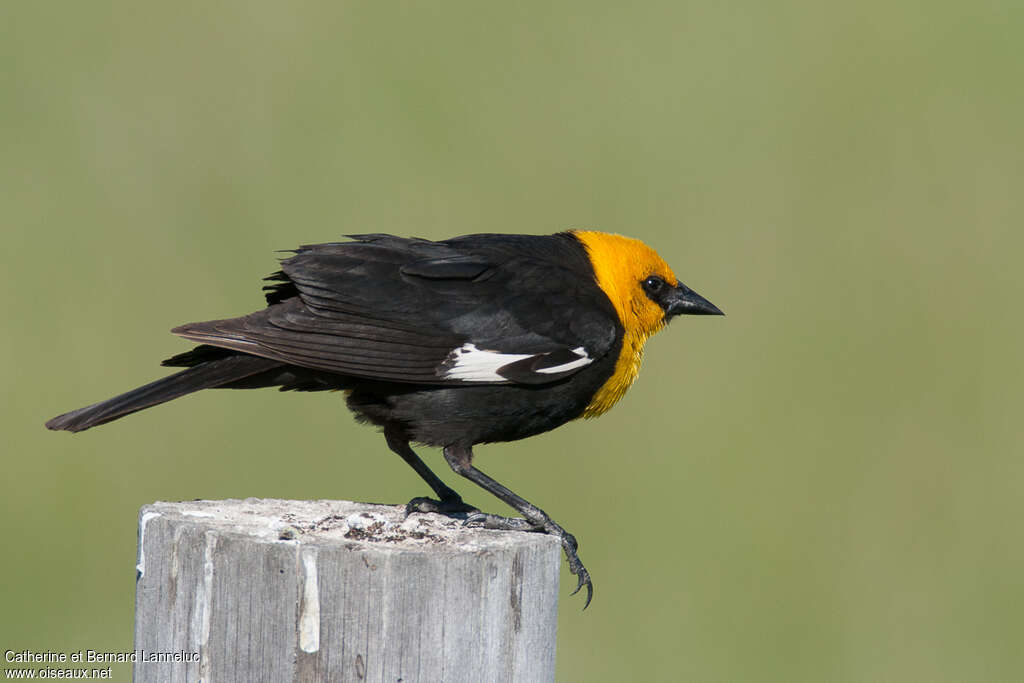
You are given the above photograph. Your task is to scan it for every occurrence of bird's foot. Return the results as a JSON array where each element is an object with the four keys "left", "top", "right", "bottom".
[
  {"left": 465, "top": 513, "right": 593, "bottom": 608},
  {"left": 464, "top": 511, "right": 539, "bottom": 532},
  {"left": 404, "top": 495, "right": 479, "bottom": 519},
  {"left": 558, "top": 530, "right": 594, "bottom": 609}
]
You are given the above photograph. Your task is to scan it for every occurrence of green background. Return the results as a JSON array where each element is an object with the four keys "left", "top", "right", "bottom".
[{"left": 3, "top": 1, "right": 1022, "bottom": 681}]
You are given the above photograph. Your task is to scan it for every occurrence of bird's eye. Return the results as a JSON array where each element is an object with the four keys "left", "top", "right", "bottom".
[{"left": 643, "top": 275, "right": 665, "bottom": 294}]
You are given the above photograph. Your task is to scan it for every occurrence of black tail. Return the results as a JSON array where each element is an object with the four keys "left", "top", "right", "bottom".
[{"left": 45, "top": 354, "right": 281, "bottom": 433}]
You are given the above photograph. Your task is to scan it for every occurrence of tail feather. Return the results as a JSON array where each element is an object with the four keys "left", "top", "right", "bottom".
[{"left": 45, "top": 355, "right": 280, "bottom": 433}]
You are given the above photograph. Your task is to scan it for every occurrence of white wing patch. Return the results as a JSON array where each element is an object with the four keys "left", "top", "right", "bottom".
[
  {"left": 442, "top": 344, "right": 532, "bottom": 382},
  {"left": 441, "top": 343, "right": 592, "bottom": 382},
  {"left": 535, "top": 346, "right": 592, "bottom": 374}
]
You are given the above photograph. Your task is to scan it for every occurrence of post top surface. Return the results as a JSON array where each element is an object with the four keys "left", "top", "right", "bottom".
[{"left": 139, "top": 498, "right": 559, "bottom": 554}]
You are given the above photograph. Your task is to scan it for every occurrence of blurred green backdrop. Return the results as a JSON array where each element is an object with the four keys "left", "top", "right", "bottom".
[{"left": 3, "top": 1, "right": 1022, "bottom": 681}]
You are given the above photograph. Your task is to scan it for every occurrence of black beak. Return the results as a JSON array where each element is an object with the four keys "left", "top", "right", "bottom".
[{"left": 665, "top": 282, "right": 724, "bottom": 317}]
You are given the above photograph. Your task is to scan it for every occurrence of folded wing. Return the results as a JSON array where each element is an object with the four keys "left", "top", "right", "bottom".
[{"left": 173, "top": 234, "right": 618, "bottom": 386}]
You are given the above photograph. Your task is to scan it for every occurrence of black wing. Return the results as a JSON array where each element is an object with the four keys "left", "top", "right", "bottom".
[{"left": 172, "top": 233, "right": 620, "bottom": 386}]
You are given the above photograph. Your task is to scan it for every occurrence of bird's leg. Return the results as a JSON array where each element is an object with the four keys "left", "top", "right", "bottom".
[
  {"left": 442, "top": 444, "right": 593, "bottom": 608},
  {"left": 384, "top": 428, "right": 478, "bottom": 517}
]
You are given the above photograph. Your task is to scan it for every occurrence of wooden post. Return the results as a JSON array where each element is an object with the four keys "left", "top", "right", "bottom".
[{"left": 133, "top": 498, "right": 561, "bottom": 683}]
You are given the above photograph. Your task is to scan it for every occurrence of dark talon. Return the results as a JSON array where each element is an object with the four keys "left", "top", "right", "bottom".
[
  {"left": 569, "top": 572, "right": 594, "bottom": 605},
  {"left": 573, "top": 571, "right": 593, "bottom": 609},
  {"left": 560, "top": 533, "right": 593, "bottom": 609}
]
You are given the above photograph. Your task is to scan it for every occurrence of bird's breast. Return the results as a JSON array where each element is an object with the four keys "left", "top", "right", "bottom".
[{"left": 580, "top": 331, "right": 647, "bottom": 418}]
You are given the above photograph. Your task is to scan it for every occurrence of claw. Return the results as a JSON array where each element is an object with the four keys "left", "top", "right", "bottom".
[
  {"left": 559, "top": 531, "right": 593, "bottom": 608},
  {"left": 569, "top": 569, "right": 594, "bottom": 609}
]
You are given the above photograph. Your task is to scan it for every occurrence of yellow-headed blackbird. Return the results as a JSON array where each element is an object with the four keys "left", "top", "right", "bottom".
[{"left": 46, "top": 231, "right": 722, "bottom": 606}]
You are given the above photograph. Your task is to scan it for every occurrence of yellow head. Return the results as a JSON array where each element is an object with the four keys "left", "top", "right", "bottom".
[
  {"left": 571, "top": 230, "right": 721, "bottom": 417},
  {"left": 572, "top": 231, "right": 678, "bottom": 341}
]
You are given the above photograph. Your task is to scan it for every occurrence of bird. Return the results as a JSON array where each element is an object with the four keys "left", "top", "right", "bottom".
[{"left": 46, "top": 230, "right": 722, "bottom": 606}]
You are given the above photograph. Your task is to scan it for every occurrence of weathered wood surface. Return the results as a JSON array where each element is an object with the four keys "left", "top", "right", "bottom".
[{"left": 133, "top": 498, "right": 561, "bottom": 683}]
